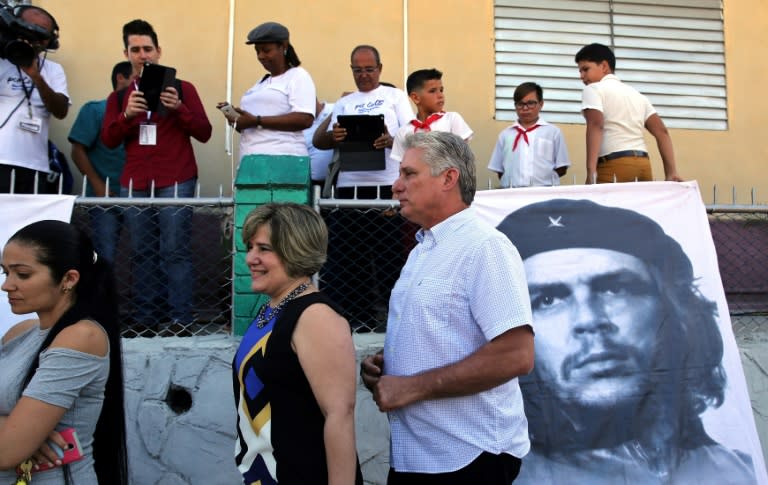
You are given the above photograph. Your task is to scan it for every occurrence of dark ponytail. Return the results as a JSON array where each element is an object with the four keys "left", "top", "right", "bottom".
[{"left": 286, "top": 43, "right": 301, "bottom": 67}]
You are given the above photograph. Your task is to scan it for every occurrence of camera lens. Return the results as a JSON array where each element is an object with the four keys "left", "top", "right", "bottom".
[{"left": 4, "top": 40, "right": 35, "bottom": 67}]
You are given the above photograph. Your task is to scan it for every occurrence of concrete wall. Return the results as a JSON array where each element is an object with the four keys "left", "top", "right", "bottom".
[
  {"left": 121, "top": 334, "right": 391, "bottom": 485},
  {"left": 123, "top": 331, "right": 767, "bottom": 485},
  {"left": 35, "top": 0, "right": 768, "bottom": 202},
  {"left": 123, "top": 336, "right": 242, "bottom": 485}
]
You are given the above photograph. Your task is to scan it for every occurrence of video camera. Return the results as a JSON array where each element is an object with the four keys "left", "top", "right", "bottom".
[{"left": 0, "top": 3, "right": 58, "bottom": 67}]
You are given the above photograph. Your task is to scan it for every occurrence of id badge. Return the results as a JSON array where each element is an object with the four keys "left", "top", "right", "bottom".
[
  {"left": 18, "top": 115, "right": 42, "bottom": 133},
  {"left": 139, "top": 123, "right": 157, "bottom": 145}
]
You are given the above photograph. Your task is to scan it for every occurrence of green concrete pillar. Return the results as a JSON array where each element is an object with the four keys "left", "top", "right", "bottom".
[{"left": 232, "top": 154, "right": 311, "bottom": 336}]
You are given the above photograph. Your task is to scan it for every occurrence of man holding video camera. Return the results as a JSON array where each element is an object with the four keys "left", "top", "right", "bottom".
[
  {"left": 0, "top": 5, "right": 69, "bottom": 193},
  {"left": 101, "top": 19, "right": 212, "bottom": 333}
]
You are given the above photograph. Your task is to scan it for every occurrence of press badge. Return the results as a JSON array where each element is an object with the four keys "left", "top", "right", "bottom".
[
  {"left": 139, "top": 122, "right": 157, "bottom": 145},
  {"left": 18, "top": 115, "right": 41, "bottom": 133}
]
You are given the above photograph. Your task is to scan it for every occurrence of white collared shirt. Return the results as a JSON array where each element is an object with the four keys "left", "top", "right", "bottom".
[
  {"left": 390, "top": 111, "right": 473, "bottom": 162},
  {"left": 384, "top": 208, "right": 533, "bottom": 473},
  {"left": 488, "top": 118, "right": 571, "bottom": 188},
  {"left": 0, "top": 57, "right": 68, "bottom": 172}
]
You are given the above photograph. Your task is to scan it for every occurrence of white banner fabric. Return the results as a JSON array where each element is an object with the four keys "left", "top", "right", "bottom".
[
  {"left": 473, "top": 181, "right": 767, "bottom": 484},
  {"left": 0, "top": 194, "right": 76, "bottom": 337}
]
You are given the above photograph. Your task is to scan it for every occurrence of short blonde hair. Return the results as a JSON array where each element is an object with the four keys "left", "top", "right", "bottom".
[{"left": 241, "top": 203, "right": 327, "bottom": 278}]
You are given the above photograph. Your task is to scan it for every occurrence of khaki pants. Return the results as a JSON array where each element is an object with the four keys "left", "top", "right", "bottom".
[{"left": 597, "top": 155, "right": 653, "bottom": 183}]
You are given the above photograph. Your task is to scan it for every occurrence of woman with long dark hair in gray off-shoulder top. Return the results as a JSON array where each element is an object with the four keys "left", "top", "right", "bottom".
[{"left": 0, "top": 220, "right": 128, "bottom": 484}]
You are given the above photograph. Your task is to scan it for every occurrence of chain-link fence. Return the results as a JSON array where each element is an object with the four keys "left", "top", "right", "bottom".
[
  {"left": 316, "top": 194, "right": 417, "bottom": 333},
  {"left": 316, "top": 195, "right": 768, "bottom": 336},
  {"left": 708, "top": 207, "right": 768, "bottom": 339},
  {"left": 68, "top": 192, "right": 768, "bottom": 339},
  {"left": 72, "top": 196, "right": 234, "bottom": 338}
]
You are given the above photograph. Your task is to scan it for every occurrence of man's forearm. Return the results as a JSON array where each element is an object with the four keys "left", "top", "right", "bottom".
[
  {"left": 657, "top": 133, "right": 678, "bottom": 178},
  {"left": 71, "top": 144, "right": 108, "bottom": 196},
  {"left": 31, "top": 74, "right": 68, "bottom": 119},
  {"left": 313, "top": 128, "right": 336, "bottom": 150},
  {"left": 645, "top": 114, "right": 681, "bottom": 181},
  {"left": 100, "top": 96, "right": 130, "bottom": 149},
  {"left": 582, "top": 109, "right": 604, "bottom": 183},
  {"left": 413, "top": 327, "right": 533, "bottom": 399},
  {"left": 373, "top": 327, "right": 534, "bottom": 411}
]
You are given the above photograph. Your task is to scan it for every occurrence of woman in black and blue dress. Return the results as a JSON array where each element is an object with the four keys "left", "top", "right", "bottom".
[{"left": 232, "top": 202, "right": 363, "bottom": 484}]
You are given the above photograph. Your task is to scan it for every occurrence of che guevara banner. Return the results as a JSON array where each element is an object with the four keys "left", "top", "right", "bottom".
[{"left": 473, "top": 181, "right": 767, "bottom": 484}]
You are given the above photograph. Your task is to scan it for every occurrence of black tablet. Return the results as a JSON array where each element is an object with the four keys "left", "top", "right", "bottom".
[
  {"left": 336, "top": 114, "right": 386, "bottom": 171},
  {"left": 138, "top": 63, "right": 177, "bottom": 113},
  {"left": 337, "top": 114, "right": 385, "bottom": 144}
]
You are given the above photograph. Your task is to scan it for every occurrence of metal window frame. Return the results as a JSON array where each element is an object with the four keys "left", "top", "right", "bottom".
[{"left": 494, "top": 0, "right": 726, "bottom": 130}]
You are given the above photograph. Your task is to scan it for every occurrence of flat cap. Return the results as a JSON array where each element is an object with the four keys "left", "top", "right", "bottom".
[
  {"left": 496, "top": 198, "right": 693, "bottom": 282},
  {"left": 246, "top": 22, "right": 289, "bottom": 44}
]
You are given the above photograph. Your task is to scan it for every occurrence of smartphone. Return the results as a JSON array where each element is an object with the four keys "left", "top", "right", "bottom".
[
  {"left": 138, "top": 63, "right": 177, "bottom": 112},
  {"left": 33, "top": 428, "right": 84, "bottom": 473},
  {"left": 218, "top": 103, "right": 239, "bottom": 119}
]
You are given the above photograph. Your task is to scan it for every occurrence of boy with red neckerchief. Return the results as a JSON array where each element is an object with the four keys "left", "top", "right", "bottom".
[
  {"left": 488, "top": 81, "right": 570, "bottom": 188},
  {"left": 390, "top": 68, "right": 473, "bottom": 162}
]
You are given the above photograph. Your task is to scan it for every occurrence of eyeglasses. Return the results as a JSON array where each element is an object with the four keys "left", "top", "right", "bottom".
[
  {"left": 351, "top": 66, "right": 379, "bottom": 74},
  {"left": 515, "top": 100, "right": 540, "bottom": 109}
]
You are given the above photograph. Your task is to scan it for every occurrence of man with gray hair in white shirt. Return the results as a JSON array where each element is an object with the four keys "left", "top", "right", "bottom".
[{"left": 361, "top": 131, "right": 535, "bottom": 484}]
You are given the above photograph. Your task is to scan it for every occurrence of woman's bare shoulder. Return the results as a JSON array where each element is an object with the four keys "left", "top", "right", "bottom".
[{"left": 50, "top": 320, "right": 109, "bottom": 357}]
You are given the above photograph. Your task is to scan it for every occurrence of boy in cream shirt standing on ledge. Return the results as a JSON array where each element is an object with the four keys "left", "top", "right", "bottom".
[{"left": 575, "top": 43, "right": 683, "bottom": 184}]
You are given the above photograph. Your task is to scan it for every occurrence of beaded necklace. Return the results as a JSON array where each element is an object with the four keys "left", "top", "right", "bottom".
[{"left": 254, "top": 282, "right": 310, "bottom": 328}]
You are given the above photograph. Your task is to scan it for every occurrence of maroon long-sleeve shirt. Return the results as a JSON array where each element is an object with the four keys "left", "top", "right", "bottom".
[{"left": 100, "top": 79, "right": 212, "bottom": 190}]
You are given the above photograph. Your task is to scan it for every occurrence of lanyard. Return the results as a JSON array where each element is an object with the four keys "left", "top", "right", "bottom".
[
  {"left": 16, "top": 66, "right": 35, "bottom": 118},
  {"left": 15, "top": 53, "right": 47, "bottom": 118}
]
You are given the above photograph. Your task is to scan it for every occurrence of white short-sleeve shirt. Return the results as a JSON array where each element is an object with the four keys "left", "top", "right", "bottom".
[
  {"left": 384, "top": 208, "right": 533, "bottom": 473},
  {"left": 328, "top": 85, "right": 413, "bottom": 187},
  {"left": 487, "top": 119, "right": 571, "bottom": 188},
  {"left": 390, "top": 111, "right": 473, "bottom": 162},
  {"left": 239, "top": 66, "right": 316, "bottom": 157},
  {"left": 0, "top": 57, "right": 69, "bottom": 172},
  {"left": 580, "top": 74, "right": 656, "bottom": 156}
]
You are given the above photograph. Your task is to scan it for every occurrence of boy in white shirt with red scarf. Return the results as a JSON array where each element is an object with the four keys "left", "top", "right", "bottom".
[
  {"left": 391, "top": 68, "right": 473, "bottom": 162},
  {"left": 488, "top": 82, "right": 570, "bottom": 188}
]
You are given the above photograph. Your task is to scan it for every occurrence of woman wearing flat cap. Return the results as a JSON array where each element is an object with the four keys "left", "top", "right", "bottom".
[{"left": 217, "top": 21, "right": 316, "bottom": 167}]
